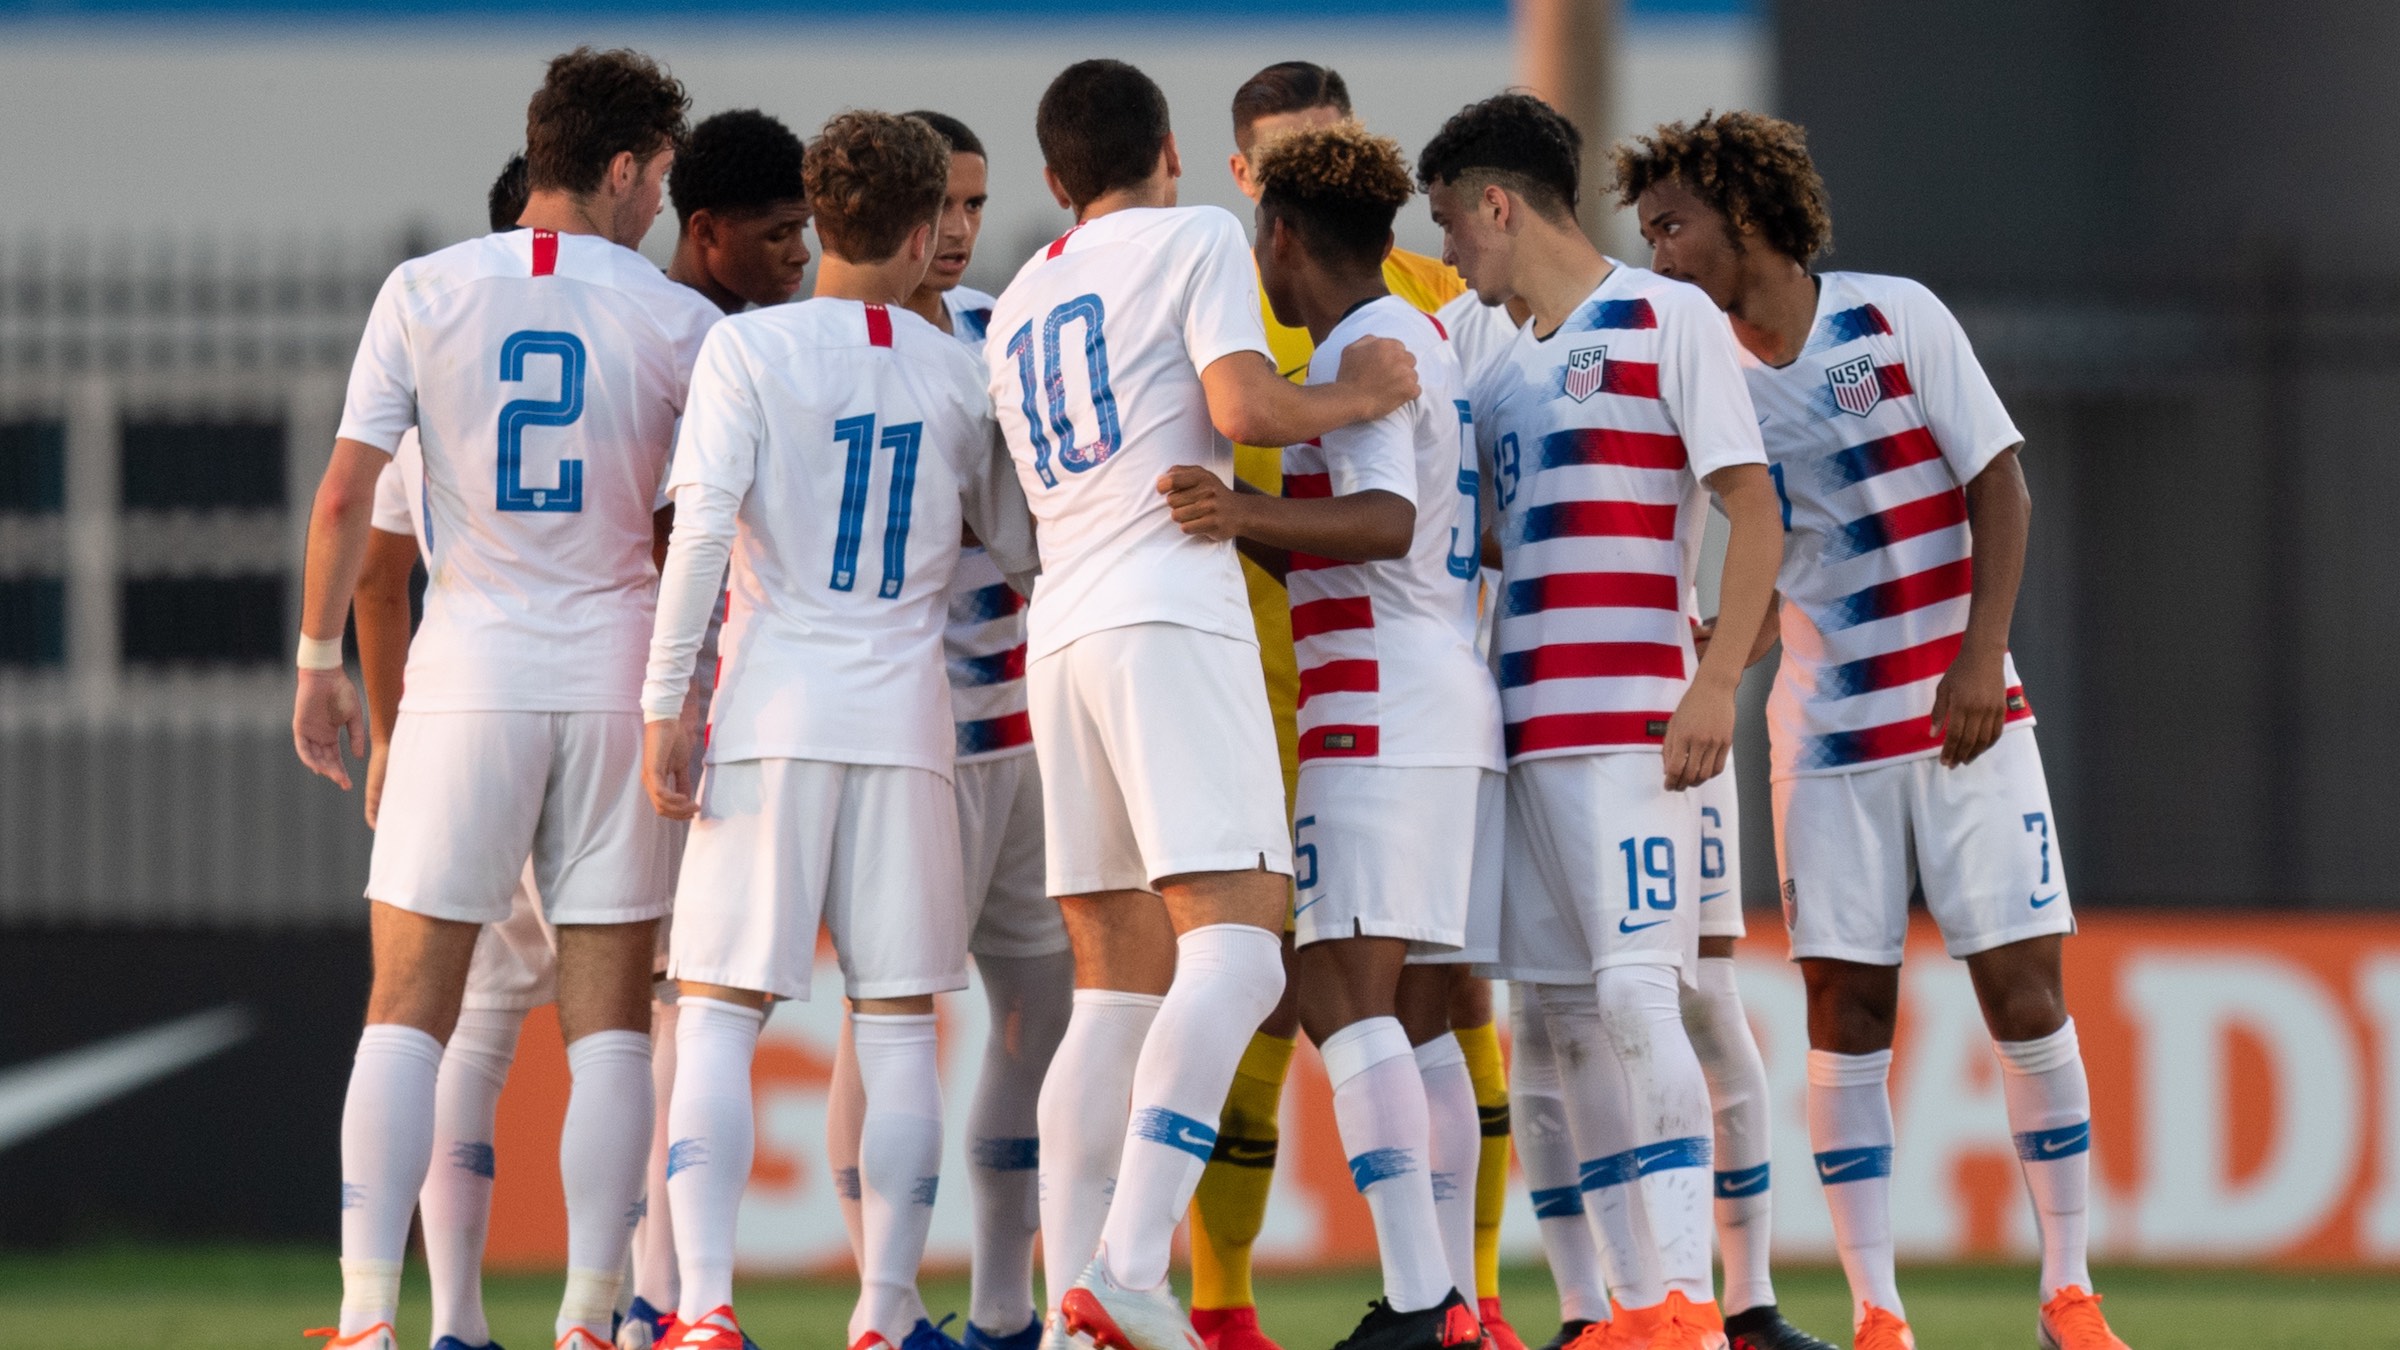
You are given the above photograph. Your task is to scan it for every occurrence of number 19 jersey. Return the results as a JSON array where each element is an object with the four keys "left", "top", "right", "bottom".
[
  {"left": 336, "top": 228, "right": 722, "bottom": 713},
  {"left": 985, "top": 206, "right": 1273, "bottom": 660}
]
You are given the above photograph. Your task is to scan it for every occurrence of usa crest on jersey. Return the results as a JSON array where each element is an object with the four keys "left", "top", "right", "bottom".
[
  {"left": 1826, "top": 353, "right": 1881, "bottom": 417},
  {"left": 1564, "top": 343, "right": 1609, "bottom": 402}
]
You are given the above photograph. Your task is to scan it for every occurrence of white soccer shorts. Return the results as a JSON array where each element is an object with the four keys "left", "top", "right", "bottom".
[
  {"left": 1695, "top": 769, "right": 1746, "bottom": 941},
  {"left": 1028, "top": 622, "right": 1293, "bottom": 896},
  {"left": 1487, "top": 752, "right": 1702, "bottom": 986},
  {"left": 460, "top": 862, "right": 557, "bottom": 1012},
  {"left": 1773, "top": 724, "right": 2073, "bottom": 965},
  {"left": 1291, "top": 763, "right": 1502, "bottom": 964},
  {"left": 368, "top": 710, "right": 673, "bottom": 926},
  {"left": 955, "top": 752, "right": 1068, "bottom": 959},
  {"left": 669, "top": 757, "right": 969, "bottom": 1003}
]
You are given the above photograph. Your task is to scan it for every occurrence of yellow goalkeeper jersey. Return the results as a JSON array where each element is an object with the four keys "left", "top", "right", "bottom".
[{"left": 1235, "top": 246, "right": 1467, "bottom": 806}]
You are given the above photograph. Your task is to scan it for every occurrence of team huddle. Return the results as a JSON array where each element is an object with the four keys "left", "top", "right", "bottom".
[{"left": 291, "top": 44, "right": 2127, "bottom": 1350}]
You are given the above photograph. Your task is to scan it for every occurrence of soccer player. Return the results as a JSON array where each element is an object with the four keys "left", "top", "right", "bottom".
[
  {"left": 1419, "top": 93, "right": 1785, "bottom": 1350},
  {"left": 1160, "top": 121, "right": 1496, "bottom": 1350},
  {"left": 1195, "top": 63, "right": 1524, "bottom": 1350},
  {"left": 1613, "top": 111, "right": 2127, "bottom": 1350},
  {"left": 640, "top": 109, "right": 1038, "bottom": 1350},
  {"left": 986, "top": 59, "right": 1417, "bottom": 1350},
  {"left": 294, "top": 47, "right": 713, "bottom": 1350}
]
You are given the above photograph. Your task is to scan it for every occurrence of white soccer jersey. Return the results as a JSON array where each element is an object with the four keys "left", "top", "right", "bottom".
[
  {"left": 642, "top": 299, "right": 1037, "bottom": 777},
  {"left": 936, "top": 285, "right": 1032, "bottom": 764},
  {"left": 985, "top": 206, "right": 1271, "bottom": 659},
  {"left": 945, "top": 285, "right": 997, "bottom": 349},
  {"left": 336, "top": 229, "right": 720, "bottom": 713},
  {"left": 368, "top": 431, "right": 420, "bottom": 539},
  {"left": 1436, "top": 290, "right": 1524, "bottom": 392},
  {"left": 1741, "top": 271, "right": 2030, "bottom": 778},
  {"left": 1474, "top": 263, "right": 1767, "bottom": 763},
  {"left": 1283, "top": 296, "right": 1501, "bottom": 770}
]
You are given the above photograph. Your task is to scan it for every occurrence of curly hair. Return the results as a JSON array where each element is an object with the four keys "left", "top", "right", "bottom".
[
  {"left": 1415, "top": 92, "right": 1581, "bottom": 222},
  {"left": 1255, "top": 123, "right": 1413, "bottom": 269},
  {"left": 804, "top": 109, "right": 951, "bottom": 264},
  {"left": 1610, "top": 110, "right": 1832, "bottom": 264},
  {"left": 525, "top": 47, "right": 690, "bottom": 196},
  {"left": 1036, "top": 59, "right": 1172, "bottom": 208},
  {"left": 669, "top": 109, "right": 805, "bottom": 224}
]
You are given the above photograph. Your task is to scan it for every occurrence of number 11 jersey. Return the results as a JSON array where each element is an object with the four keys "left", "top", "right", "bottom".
[
  {"left": 336, "top": 228, "right": 722, "bottom": 713},
  {"left": 984, "top": 205, "right": 1273, "bottom": 661}
]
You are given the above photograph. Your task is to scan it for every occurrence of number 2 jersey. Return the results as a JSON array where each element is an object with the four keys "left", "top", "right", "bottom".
[
  {"left": 1741, "top": 271, "right": 2030, "bottom": 778},
  {"left": 1284, "top": 296, "right": 1501, "bottom": 771},
  {"left": 1471, "top": 263, "right": 1767, "bottom": 763},
  {"left": 641, "top": 298, "right": 1037, "bottom": 777},
  {"left": 336, "top": 228, "right": 722, "bottom": 713},
  {"left": 984, "top": 206, "right": 1272, "bottom": 660}
]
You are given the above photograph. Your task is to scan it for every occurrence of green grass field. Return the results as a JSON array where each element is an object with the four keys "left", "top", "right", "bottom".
[{"left": 7, "top": 1248, "right": 2392, "bottom": 1349}]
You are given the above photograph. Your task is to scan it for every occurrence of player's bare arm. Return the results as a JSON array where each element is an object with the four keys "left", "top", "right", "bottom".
[
  {"left": 1198, "top": 340, "right": 1418, "bottom": 449},
  {"left": 1662, "top": 462, "right": 1781, "bottom": 791},
  {"left": 1933, "top": 445, "right": 2031, "bottom": 767},
  {"left": 292, "top": 437, "right": 389, "bottom": 790},
  {"left": 1156, "top": 464, "right": 1412, "bottom": 567},
  {"left": 353, "top": 525, "right": 418, "bottom": 827}
]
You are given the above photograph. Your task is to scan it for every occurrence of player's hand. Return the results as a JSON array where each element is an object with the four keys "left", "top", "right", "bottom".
[
  {"left": 1931, "top": 647, "right": 2008, "bottom": 767},
  {"left": 1158, "top": 465, "right": 1247, "bottom": 542},
  {"left": 1334, "top": 335, "right": 1420, "bottom": 420},
  {"left": 643, "top": 716, "right": 700, "bottom": 820},
  {"left": 1661, "top": 674, "right": 1737, "bottom": 791},
  {"left": 364, "top": 744, "right": 389, "bottom": 830},
  {"left": 294, "top": 667, "right": 366, "bottom": 790}
]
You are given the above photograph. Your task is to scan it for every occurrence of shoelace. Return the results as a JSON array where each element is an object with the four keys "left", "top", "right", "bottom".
[{"left": 2046, "top": 1290, "right": 2113, "bottom": 1345}]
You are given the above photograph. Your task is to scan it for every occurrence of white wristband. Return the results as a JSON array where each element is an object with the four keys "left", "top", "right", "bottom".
[{"left": 297, "top": 635, "right": 345, "bottom": 670}]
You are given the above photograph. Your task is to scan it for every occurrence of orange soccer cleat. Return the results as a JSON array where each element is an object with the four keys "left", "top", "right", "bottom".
[
  {"left": 665, "top": 1307, "right": 757, "bottom": 1350},
  {"left": 305, "top": 1325, "right": 397, "bottom": 1350},
  {"left": 557, "top": 1331, "right": 615, "bottom": 1350},
  {"left": 2038, "top": 1286, "right": 2130, "bottom": 1350},
  {"left": 1479, "top": 1298, "right": 1530, "bottom": 1350},
  {"left": 1191, "top": 1306, "right": 1282, "bottom": 1350},
  {"left": 1850, "top": 1307, "right": 1916, "bottom": 1350}
]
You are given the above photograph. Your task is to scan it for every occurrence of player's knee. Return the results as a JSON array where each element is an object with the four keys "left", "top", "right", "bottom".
[{"left": 1978, "top": 975, "right": 2067, "bottom": 1043}]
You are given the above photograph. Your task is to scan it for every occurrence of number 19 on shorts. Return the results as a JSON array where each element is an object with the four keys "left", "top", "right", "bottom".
[{"left": 1616, "top": 835, "right": 1677, "bottom": 935}]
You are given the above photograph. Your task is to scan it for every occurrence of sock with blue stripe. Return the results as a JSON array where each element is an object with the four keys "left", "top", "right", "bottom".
[
  {"left": 1598, "top": 963, "right": 1717, "bottom": 1306},
  {"left": 1036, "top": 989, "right": 1160, "bottom": 1314},
  {"left": 666, "top": 997, "right": 766, "bottom": 1326},
  {"left": 1806, "top": 1048, "right": 1902, "bottom": 1319},
  {"left": 558, "top": 1028, "right": 653, "bottom": 1343},
  {"left": 1996, "top": 1019, "right": 2092, "bottom": 1300},
  {"left": 421, "top": 1007, "right": 523, "bottom": 1348},
  {"left": 1100, "top": 923, "right": 1286, "bottom": 1292},
  {"left": 1510, "top": 984, "right": 1611, "bottom": 1324},
  {"left": 852, "top": 1012, "right": 944, "bottom": 1344},
  {"left": 1682, "top": 956, "right": 1775, "bottom": 1314},
  {"left": 1324, "top": 1016, "right": 1451, "bottom": 1312},
  {"left": 1542, "top": 981, "right": 1661, "bottom": 1311},
  {"left": 967, "top": 949, "right": 1074, "bottom": 1336},
  {"left": 1414, "top": 1032, "right": 1482, "bottom": 1305}
]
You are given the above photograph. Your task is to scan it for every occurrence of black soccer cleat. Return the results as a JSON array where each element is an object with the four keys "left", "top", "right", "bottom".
[
  {"left": 1533, "top": 1321, "right": 1598, "bottom": 1350},
  {"left": 1330, "top": 1289, "right": 1486, "bottom": 1350},
  {"left": 1724, "top": 1304, "right": 1839, "bottom": 1350}
]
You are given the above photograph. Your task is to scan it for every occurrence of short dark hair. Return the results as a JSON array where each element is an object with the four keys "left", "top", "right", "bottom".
[
  {"left": 1415, "top": 92, "right": 1581, "bottom": 223},
  {"left": 525, "top": 47, "right": 691, "bottom": 196},
  {"left": 1036, "top": 60, "right": 1172, "bottom": 208},
  {"left": 670, "top": 109, "right": 806, "bottom": 224},
  {"left": 1231, "top": 61, "right": 1351, "bottom": 143},
  {"left": 488, "top": 154, "right": 530, "bottom": 233},
  {"left": 1256, "top": 124, "right": 1412, "bottom": 271},
  {"left": 904, "top": 110, "right": 986, "bottom": 160},
  {"left": 805, "top": 110, "right": 951, "bottom": 263},
  {"left": 1611, "top": 110, "right": 1833, "bottom": 265}
]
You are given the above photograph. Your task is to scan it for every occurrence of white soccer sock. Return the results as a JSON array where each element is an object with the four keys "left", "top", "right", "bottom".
[
  {"left": 631, "top": 995, "right": 681, "bottom": 1316},
  {"left": 339, "top": 1023, "right": 444, "bottom": 1334},
  {"left": 1510, "top": 986, "right": 1610, "bottom": 1325},
  {"left": 1541, "top": 982, "right": 1661, "bottom": 1310},
  {"left": 1598, "top": 964, "right": 1716, "bottom": 1307},
  {"left": 420, "top": 1008, "right": 523, "bottom": 1346},
  {"left": 851, "top": 1012, "right": 944, "bottom": 1344},
  {"left": 1806, "top": 1048, "right": 1904, "bottom": 1320},
  {"left": 968, "top": 949, "right": 1074, "bottom": 1336},
  {"left": 1995, "top": 1020, "right": 2094, "bottom": 1300},
  {"left": 1414, "top": 1031, "right": 1482, "bottom": 1305},
  {"left": 1682, "top": 957, "right": 1775, "bottom": 1315},
  {"left": 828, "top": 1014, "right": 867, "bottom": 1263},
  {"left": 557, "top": 1028, "right": 652, "bottom": 1341},
  {"left": 1099, "top": 924, "right": 1286, "bottom": 1291},
  {"left": 1323, "top": 1017, "right": 1452, "bottom": 1313},
  {"left": 666, "top": 997, "right": 766, "bottom": 1324},
  {"left": 1037, "top": 989, "right": 1160, "bottom": 1313}
]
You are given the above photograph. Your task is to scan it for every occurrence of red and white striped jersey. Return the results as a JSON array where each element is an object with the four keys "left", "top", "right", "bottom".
[
  {"left": 1741, "top": 271, "right": 2030, "bottom": 778},
  {"left": 1472, "top": 263, "right": 1767, "bottom": 763},
  {"left": 1282, "top": 297, "right": 1502, "bottom": 771},
  {"left": 934, "top": 286, "right": 1033, "bottom": 765}
]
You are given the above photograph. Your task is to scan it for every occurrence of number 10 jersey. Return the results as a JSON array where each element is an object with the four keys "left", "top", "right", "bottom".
[{"left": 335, "top": 228, "right": 722, "bottom": 713}]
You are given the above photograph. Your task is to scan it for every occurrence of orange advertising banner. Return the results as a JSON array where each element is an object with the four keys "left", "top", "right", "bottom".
[{"left": 484, "top": 912, "right": 2400, "bottom": 1270}]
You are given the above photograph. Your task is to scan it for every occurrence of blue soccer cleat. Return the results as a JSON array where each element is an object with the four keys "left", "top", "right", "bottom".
[
  {"left": 962, "top": 1316, "right": 1043, "bottom": 1350},
  {"left": 902, "top": 1314, "right": 966, "bottom": 1350}
]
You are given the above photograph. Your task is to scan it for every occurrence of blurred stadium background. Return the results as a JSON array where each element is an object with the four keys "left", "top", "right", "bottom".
[{"left": 5, "top": 0, "right": 2400, "bottom": 1343}]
